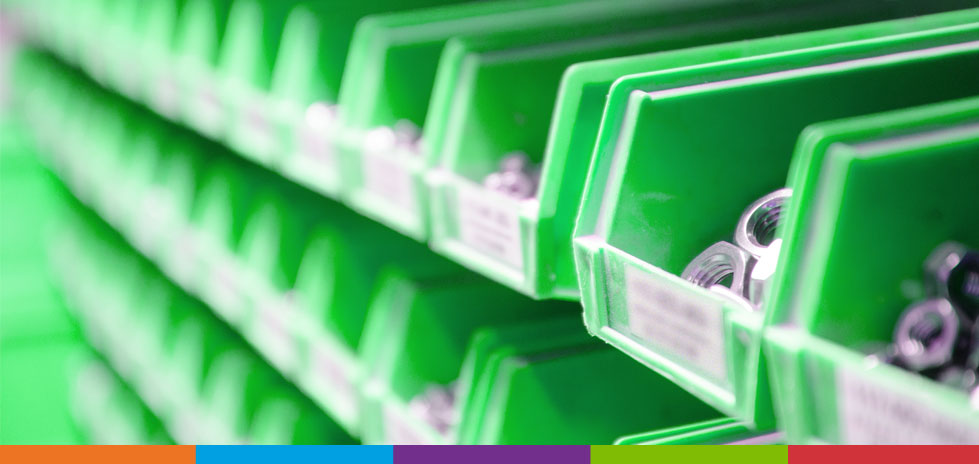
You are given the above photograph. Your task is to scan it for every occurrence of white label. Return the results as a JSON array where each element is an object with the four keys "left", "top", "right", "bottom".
[
  {"left": 243, "top": 97, "right": 277, "bottom": 162},
  {"left": 308, "top": 336, "right": 358, "bottom": 422},
  {"left": 209, "top": 259, "right": 244, "bottom": 323},
  {"left": 170, "top": 229, "right": 199, "bottom": 288},
  {"left": 254, "top": 294, "right": 299, "bottom": 373},
  {"left": 384, "top": 405, "right": 431, "bottom": 445},
  {"left": 838, "top": 369, "right": 979, "bottom": 444},
  {"left": 133, "top": 189, "right": 174, "bottom": 255},
  {"left": 456, "top": 184, "right": 524, "bottom": 270},
  {"left": 195, "top": 83, "right": 224, "bottom": 137},
  {"left": 297, "top": 123, "right": 337, "bottom": 172},
  {"left": 362, "top": 151, "right": 418, "bottom": 214},
  {"left": 624, "top": 266, "right": 728, "bottom": 383},
  {"left": 153, "top": 72, "right": 181, "bottom": 119}
]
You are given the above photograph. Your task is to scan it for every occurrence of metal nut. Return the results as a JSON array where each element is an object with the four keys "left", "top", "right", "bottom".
[
  {"left": 483, "top": 152, "right": 539, "bottom": 199},
  {"left": 363, "top": 120, "right": 421, "bottom": 155},
  {"left": 735, "top": 188, "right": 792, "bottom": 258},
  {"left": 747, "top": 238, "right": 782, "bottom": 307},
  {"left": 408, "top": 385, "right": 456, "bottom": 435},
  {"left": 937, "top": 365, "right": 979, "bottom": 392},
  {"left": 681, "top": 241, "right": 753, "bottom": 298},
  {"left": 708, "top": 284, "right": 755, "bottom": 313},
  {"left": 925, "top": 242, "right": 979, "bottom": 321},
  {"left": 893, "top": 298, "right": 963, "bottom": 372}
]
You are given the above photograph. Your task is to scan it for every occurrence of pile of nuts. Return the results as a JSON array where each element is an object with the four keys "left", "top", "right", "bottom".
[
  {"left": 681, "top": 188, "right": 792, "bottom": 311},
  {"left": 879, "top": 242, "right": 979, "bottom": 395},
  {"left": 483, "top": 152, "right": 540, "bottom": 200}
]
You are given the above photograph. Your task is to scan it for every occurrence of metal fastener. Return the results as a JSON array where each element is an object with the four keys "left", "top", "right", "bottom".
[
  {"left": 483, "top": 151, "right": 539, "bottom": 199},
  {"left": 893, "top": 298, "right": 965, "bottom": 372},
  {"left": 734, "top": 188, "right": 791, "bottom": 258},
  {"left": 747, "top": 238, "right": 782, "bottom": 307},
  {"left": 681, "top": 241, "right": 753, "bottom": 299},
  {"left": 925, "top": 242, "right": 979, "bottom": 321},
  {"left": 407, "top": 385, "right": 456, "bottom": 435}
]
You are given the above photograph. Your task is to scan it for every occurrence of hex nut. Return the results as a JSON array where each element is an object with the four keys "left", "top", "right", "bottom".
[
  {"left": 735, "top": 188, "right": 792, "bottom": 258},
  {"left": 708, "top": 284, "right": 755, "bottom": 313},
  {"left": 408, "top": 385, "right": 456, "bottom": 435},
  {"left": 483, "top": 151, "right": 540, "bottom": 199},
  {"left": 681, "top": 241, "right": 754, "bottom": 297},
  {"left": 925, "top": 242, "right": 979, "bottom": 321},
  {"left": 893, "top": 298, "right": 963, "bottom": 372},
  {"left": 748, "top": 238, "right": 782, "bottom": 307}
]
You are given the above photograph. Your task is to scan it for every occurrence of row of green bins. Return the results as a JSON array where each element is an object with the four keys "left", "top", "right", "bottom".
[
  {"left": 356, "top": 267, "right": 723, "bottom": 444},
  {"left": 9, "top": 47, "right": 457, "bottom": 436},
  {"left": 764, "top": 97, "right": 979, "bottom": 444},
  {"left": 52, "top": 197, "right": 355, "bottom": 445},
  {"left": 572, "top": 9, "right": 979, "bottom": 429},
  {"left": 3, "top": 0, "right": 468, "bottom": 167},
  {"left": 419, "top": 0, "right": 975, "bottom": 299},
  {"left": 9, "top": 46, "right": 741, "bottom": 446},
  {"left": 10, "top": 0, "right": 975, "bottom": 303},
  {"left": 71, "top": 354, "right": 173, "bottom": 444}
]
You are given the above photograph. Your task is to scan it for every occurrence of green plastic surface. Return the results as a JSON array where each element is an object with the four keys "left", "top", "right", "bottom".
[
  {"left": 573, "top": 10, "right": 979, "bottom": 426},
  {"left": 764, "top": 97, "right": 979, "bottom": 444}
]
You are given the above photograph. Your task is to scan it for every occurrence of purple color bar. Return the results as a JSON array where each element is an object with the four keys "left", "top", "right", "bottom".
[{"left": 394, "top": 446, "right": 590, "bottom": 464}]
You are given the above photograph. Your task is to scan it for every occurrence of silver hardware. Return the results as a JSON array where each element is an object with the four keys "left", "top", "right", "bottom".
[
  {"left": 681, "top": 241, "right": 753, "bottom": 297},
  {"left": 483, "top": 151, "right": 539, "bottom": 200},
  {"left": 735, "top": 188, "right": 791, "bottom": 259},
  {"left": 925, "top": 241, "right": 979, "bottom": 321},
  {"left": 407, "top": 384, "right": 456, "bottom": 436},
  {"left": 893, "top": 298, "right": 963, "bottom": 372}
]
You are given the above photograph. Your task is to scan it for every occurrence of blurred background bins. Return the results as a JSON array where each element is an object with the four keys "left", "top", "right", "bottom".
[{"left": 0, "top": 0, "right": 977, "bottom": 446}]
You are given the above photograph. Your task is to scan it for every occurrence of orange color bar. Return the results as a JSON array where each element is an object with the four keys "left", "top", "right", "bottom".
[{"left": 1, "top": 445, "right": 195, "bottom": 464}]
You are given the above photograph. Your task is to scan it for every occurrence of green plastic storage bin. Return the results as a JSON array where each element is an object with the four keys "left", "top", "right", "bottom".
[
  {"left": 357, "top": 267, "right": 576, "bottom": 443},
  {"left": 454, "top": 323, "right": 723, "bottom": 444},
  {"left": 344, "top": 0, "right": 842, "bottom": 240},
  {"left": 573, "top": 11, "right": 979, "bottom": 427},
  {"left": 764, "top": 97, "right": 979, "bottom": 444},
  {"left": 427, "top": 0, "right": 979, "bottom": 299}
]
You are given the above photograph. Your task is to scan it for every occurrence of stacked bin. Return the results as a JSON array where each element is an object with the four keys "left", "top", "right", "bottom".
[{"left": 2, "top": 0, "right": 977, "bottom": 445}]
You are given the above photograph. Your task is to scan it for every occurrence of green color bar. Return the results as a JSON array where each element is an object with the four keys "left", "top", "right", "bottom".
[{"left": 592, "top": 445, "right": 788, "bottom": 464}]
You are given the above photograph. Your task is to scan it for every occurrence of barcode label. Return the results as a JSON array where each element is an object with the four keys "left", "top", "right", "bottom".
[
  {"left": 456, "top": 184, "right": 524, "bottom": 270},
  {"left": 838, "top": 369, "right": 979, "bottom": 444},
  {"left": 362, "top": 151, "right": 418, "bottom": 214},
  {"left": 624, "top": 266, "right": 727, "bottom": 383}
]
